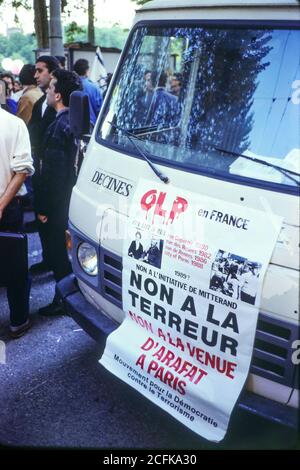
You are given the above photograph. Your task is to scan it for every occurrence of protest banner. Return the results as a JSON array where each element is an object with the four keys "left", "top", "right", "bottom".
[{"left": 100, "top": 180, "right": 282, "bottom": 441}]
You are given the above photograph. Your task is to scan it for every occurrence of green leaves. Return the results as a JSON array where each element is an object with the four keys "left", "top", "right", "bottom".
[{"left": 0, "top": 32, "right": 37, "bottom": 65}]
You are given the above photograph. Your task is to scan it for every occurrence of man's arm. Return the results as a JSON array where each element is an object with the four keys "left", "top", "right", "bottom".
[{"left": 0, "top": 172, "right": 27, "bottom": 221}]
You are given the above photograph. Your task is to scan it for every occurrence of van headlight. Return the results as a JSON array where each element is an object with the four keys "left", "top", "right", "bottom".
[{"left": 77, "top": 242, "right": 98, "bottom": 276}]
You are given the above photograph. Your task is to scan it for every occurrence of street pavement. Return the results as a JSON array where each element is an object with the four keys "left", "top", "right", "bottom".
[{"left": 0, "top": 212, "right": 298, "bottom": 450}]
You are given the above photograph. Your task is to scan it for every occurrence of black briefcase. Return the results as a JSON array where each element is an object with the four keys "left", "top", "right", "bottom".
[{"left": 0, "top": 231, "right": 28, "bottom": 286}]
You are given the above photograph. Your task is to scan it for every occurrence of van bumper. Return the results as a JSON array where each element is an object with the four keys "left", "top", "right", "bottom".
[
  {"left": 57, "top": 274, "right": 298, "bottom": 430},
  {"left": 56, "top": 274, "right": 117, "bottom": 344}
]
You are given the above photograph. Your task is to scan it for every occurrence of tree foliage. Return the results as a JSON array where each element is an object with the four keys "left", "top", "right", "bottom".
[
  {"left": 182, "top": 29, "right": 272, "bottom": 155},
  {"left": 0, "top": 32, "right": 37, "bottom": 65},
  {"left": 0, "top": 0, "right": 48, "bottom": 48},
  {"left": 65, "top": 21, "right": 85, "bottom": 43},
  {"left": 0, "top": 0, "right": 31, "bottom": 25},
  {"left": 0, "top": 23, "right": 128, "bottom": 66},
  {"left": 64, "top": 23, "right": 129, "bottom": 49},
  {"left": 0, "top": 0, "right": 133, "bottom": 54},
  {"left": 0, "top": 0, "right": 101, "bottom": 48}
]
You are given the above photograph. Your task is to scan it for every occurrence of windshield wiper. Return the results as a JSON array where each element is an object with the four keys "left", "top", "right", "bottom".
[
  {"left": 129, "top": 125, "right": 158, "bottom": 135},
  {"left": 130, "top": 125, "right": 178, "bottom": 137},
  {"left": 214, "top": 146, "right": 300, "bottom": 186},
  {"left": 108, "top": 122, "right": 170, "bottom": 184}
]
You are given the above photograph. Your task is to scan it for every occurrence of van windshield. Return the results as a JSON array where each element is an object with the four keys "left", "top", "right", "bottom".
[{"left": 98, "top": 24, "right": 300, "bottom": 189}]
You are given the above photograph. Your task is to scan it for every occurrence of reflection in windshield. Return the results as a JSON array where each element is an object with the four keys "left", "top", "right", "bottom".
[{"left": 99, "top": 25, "right": 300, "bottom": 188}]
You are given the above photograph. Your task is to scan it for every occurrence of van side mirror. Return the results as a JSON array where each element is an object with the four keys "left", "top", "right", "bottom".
[{"left": 69, "top": 91, "right": 91, "bottom": 139}]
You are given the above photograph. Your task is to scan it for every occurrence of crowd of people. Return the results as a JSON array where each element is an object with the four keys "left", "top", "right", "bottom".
[
  {"left": 0, "top": 56, "right": 182, "bottom": 339},
  {"left": 209, "top": 253, "right": 261, "bottom": 305},
  {"left": 134, "top": 70, "right": 182, "bottom": 132},
  {"left": 0, "top": 54, "right": 103, "bottom": 338},
  {"left": 0, "top": 55, "right": 263, "bottom": 338}
]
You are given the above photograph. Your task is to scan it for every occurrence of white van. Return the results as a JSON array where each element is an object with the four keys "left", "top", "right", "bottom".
[{"left": 59, "top": 0, "right": 300, "bottom": 434}]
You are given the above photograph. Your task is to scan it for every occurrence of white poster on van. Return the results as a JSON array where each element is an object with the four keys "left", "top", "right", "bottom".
[{"left": 100, "top": 179, "right": 282, "bottom": 442}]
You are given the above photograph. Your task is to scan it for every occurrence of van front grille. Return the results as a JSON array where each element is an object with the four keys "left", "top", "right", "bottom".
[
  {"left": 100, "top": 249, "right": 123, "bottom": 307},
  {"left": 256, "top": 319, "right": 291, "bottom": 340},
  {"left": 252, "top": 314, "right": 297, "bottom": 386},
  {"left": 99, "top": 247, "right": 298, "bottom": 388}
]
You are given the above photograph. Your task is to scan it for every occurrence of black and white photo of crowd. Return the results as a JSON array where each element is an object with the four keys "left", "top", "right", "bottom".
[
  {"left": 128, "top": 231, "right": 163, "bottom": 269},
  {"left": 209, "top": 250, "right": 262, "bottom": 305}
]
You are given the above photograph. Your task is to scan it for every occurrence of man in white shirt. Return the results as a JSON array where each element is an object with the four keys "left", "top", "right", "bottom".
[{"left": 0, "top": 106, "right": 34, "bottom": 338}]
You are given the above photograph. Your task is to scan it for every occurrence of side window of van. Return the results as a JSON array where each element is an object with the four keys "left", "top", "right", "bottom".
[{"left": 98, "top": 25, "right": 300, "bottom": 190}]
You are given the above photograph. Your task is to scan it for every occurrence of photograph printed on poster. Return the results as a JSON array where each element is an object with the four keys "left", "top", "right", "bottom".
[
  {"left": 128, "top": 231, "right": 144, "bottom": 260},
  {"left": 127, "top": 231, "right": 164, "bottom": 269},
  {"left": 209, "top": 249, "right": 262, "bottom": 305},
  {"left": 142, "top": 238, "right": 164, "bottom": 269}
]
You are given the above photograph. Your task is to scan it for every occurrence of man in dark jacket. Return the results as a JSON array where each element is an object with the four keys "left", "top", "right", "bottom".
[
  {"left": 27, "top": 55, "right": 59, "bottom": 273},
  {"left": 147, "top": 72, "right": 180, "bottom": 127},
  {"left": 35, "top": 69, "right": 82, "bottom": 315},
  {"left": 143, "top": 239, "right": 162, "bottom": 268}
]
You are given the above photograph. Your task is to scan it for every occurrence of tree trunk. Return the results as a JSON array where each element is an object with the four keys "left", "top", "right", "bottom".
[
  {"left": 49, "top": 0, "right": 64, "bottom": 56},
  {"left": 33, "top": 0, "right": 49, "bottom": 49},
  {"left": 88, "top": 0, "right": 95, "bottom": 45}
]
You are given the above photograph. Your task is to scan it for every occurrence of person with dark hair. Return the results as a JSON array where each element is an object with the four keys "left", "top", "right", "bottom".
[
  {"left": 128, "top": 231, "right": 144, "bottom": 260},
  {"left": 13, "top": 79, "right": 22, "bottom": 94},
  {"left": 73, "top": 58, "right": 102, "bottom": 126},
  {"left": 227, "top": 273, "right": 240, "bottom": 300},
  {"left": 55, "top": 55, "right": 66, "bottom": 69},
  {"left": 35, "top": 69, "right": 82, "bottom": 316},
  {"left": 48, "top": 68, "right": 82, "bottom": 107},
  {"left": 0, "top": 72, "right": 15, "bottom": 95},
  {"left": 142, "top": 70, "right": 180, "bottom": 132},
  {"left": 136, "top": 70, "right": 155, "bottom": 124},
  {"left": 27, "top": 55, "right": 59, "bottom": 274},
  {"left": 12, "top": 79, "right": 23, "bottom": 102},
  {"left": 19, "top": 64, "right": 37, "bottom": 87},
  {"left": 143, "top": 239, "right": 162, "bottom": 268},
  {"left": 34, "top": 55, "right": 60, "bottom": 88},
  {"left": 17, "top": 64, "right": 43, "bottom": 125},
  {"left": 226, "top": 258, "right": 239, "bottom": 282},
  {"left": 170, "top": 73, "right": 182, "bottom": 97},
  {"left": 141, "top": 70, "right": 153, "bottom": 100},
  {"left": 0, "top": 72, "right": 18, "bottom": 114}
]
